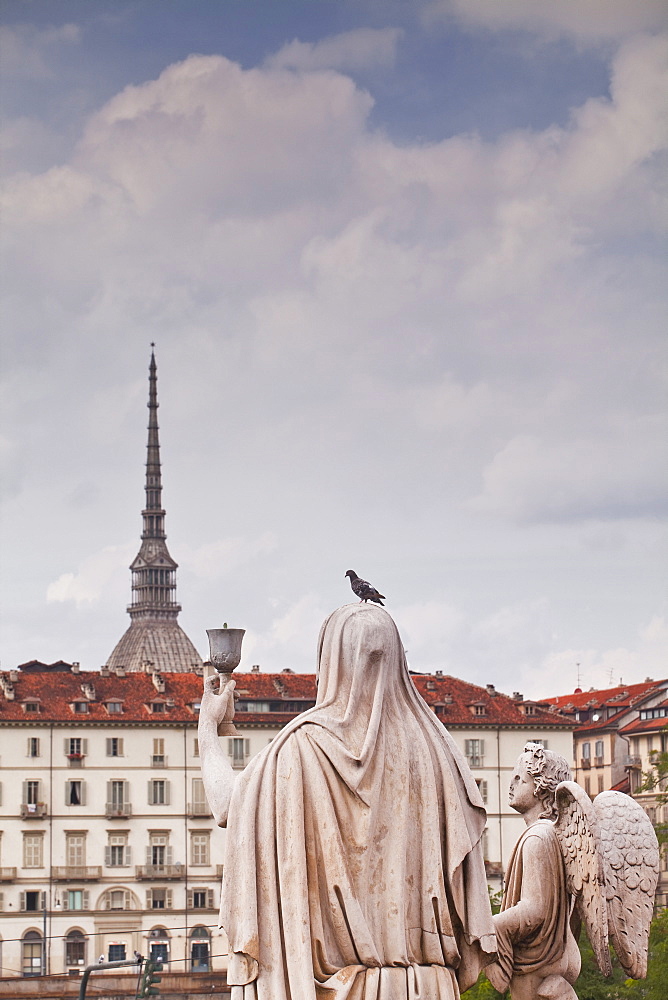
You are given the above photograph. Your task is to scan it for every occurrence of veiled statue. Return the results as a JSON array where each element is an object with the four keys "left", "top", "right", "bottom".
[
  {"left": 199, "top": 603, "right": 496, "bottom": 1000},
  {"left": 487, "top": 742, "right": 660, "bottom": 1000}
]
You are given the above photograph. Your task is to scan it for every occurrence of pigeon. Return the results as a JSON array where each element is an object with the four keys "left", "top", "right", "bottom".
[{"left": 345, "top": 570, "right": 386, "bottom": 606}]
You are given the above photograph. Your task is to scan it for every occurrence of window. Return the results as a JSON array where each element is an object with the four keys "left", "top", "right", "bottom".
[
  {"left": 106, "top": 737, "right": 124, "bottom": 757},
  {"left": 191, "top": 927, "right": 210, "bottom": 971},
  {"left": 107, "top": 701, "right": 123, "bottom": 714},
  {"left": 150, "top": 940, "right": 169, "bottom": 966},
  {"left": 475, "top": 779, "right": 488, "bottom": 804},
  {"left": 581, "top": 742, "right": 591, "bottom": 759},
  {"left": 65, "top": 737, "right": 88, "bottom": 761},
  {"left": 106, "top": 834, "right": 131, "bottom": 867},
  {"left": 108, "top": 944, "right": 126, "bottom": 961},
  {"left": 149, "top": 780, "right": 169, "bottom": 805},
  {"left": 584, "top": 777, "right": 591, "bottom": 796},
  {"left": 523, "top": 704, "right": 537, "bottom": 716},
  {"left": 65, "top": 931, "right": 86, "bottom": 967},
  {"left": 597, "top": 775, "right": 604, "bottom": 795},
  {"left": 151, "top": 702, "right": 166, "bottom": 713},
  {"left": 23, "top": 890, "right": 43, "bottom": 911},
  {"left": 27, "top": 738, "right": 40, "bottom": 757},
  {"left": 474, "top": 704, "right": 486, "bottom": 716},
  {"left": 152, "top": 739, "right": 166, "bottom": 767},
  {"left": 66, "top": 833, "right": 86, "bottom": 867},
  {"left": 24, "top": 780, "right": 40, "bottom": 805},
  {"left": 190, "top": 778, "right": 208, "bottom": 816},
  {"left": 24, "top": 701, "right": 40, "bottom": 713},
  {"left": 73, "top": 702, "right": 88, "bottom": 714},
  {"left": 65, "top": 889, "right": 87, "bottom": 911},
  {"left": 191, "top": 889, "right": 213, "bottom": 909},
  {"left": 23, "top": 834, "right": 44, "bottom": 868},
  {"left": 148, "top": 888, "right": 171, "bottom": 909},
  {"left": 191, "top": 832, "right": 210, "bottom": 866},
  {"left": 22, "top": 931, "right": 43, "bottom": 977},
  {"left": 66, "top": 780, "right": 85, "bottom": 806},
  {"left": 193, "top": 738, "right": 199, "bottom": 756},
  {"left": 228, "top": 738, "right": 250, "bottom": 768},
  {"left": 148, "top": 833, "right": 172, "bottom": 868},
  {"left": 595, "top": 740, "right": 604, "bottom": 759},
  {"left": 107, "top": 890, "right": 129, "bottom": 911},
  {"left": 464, "top": 739, "right": 485, "bottom": 767}
]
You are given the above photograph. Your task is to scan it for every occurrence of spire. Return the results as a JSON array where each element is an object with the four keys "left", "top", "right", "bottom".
[
  {"left": 106, "top": 348, "right": 203, "bottom": 671},
  {"left": 128, "top": 346, "right": 180, "bottom": 619}
]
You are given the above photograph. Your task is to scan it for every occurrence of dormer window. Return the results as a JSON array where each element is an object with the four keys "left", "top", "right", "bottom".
[
  {"left": 151, "top": 702, "right": 166, "bottom": 714},
  {"left": 191, "top": 701, "right": 201, "bottom": 715},
  {"left": 106, "top": 701, "right": 123, "bottom": 714},
  {"left": 73, "top": 701, "right": 89, "bottom": 714},
  {"left": 523, "top": 704, "right": 537, "bottom": 716},
  {"left": 23, "top": 701, "right": 40, "bottom": 713}
]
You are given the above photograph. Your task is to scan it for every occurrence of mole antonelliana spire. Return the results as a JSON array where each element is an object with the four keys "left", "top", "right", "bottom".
[{"left": 106, "top": 347, "right": 203, "bottom": 672}]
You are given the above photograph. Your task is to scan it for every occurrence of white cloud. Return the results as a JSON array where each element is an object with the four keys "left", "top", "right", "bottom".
[
  {"left": 180, "top": 532, "right": 278, "bottom": 581},
  {"left": 46, "top": 545, "right": 133, "bottom": 608},
  {"left": 427, "top": 0, "right": 668, "bottom": 42},
  {"left": 0, "top": 23, "right": 81, "bottom": 79},
  {"left": 266, "top": 27, "right": 403, "bottom": 72}
]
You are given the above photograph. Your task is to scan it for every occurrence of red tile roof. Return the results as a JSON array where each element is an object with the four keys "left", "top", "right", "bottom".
[
  {"left": 0, "top": 664, "right": 574, "bottom": 729},
  {"left": 543, "top": 680, "right": 665, "bottom": 712}
]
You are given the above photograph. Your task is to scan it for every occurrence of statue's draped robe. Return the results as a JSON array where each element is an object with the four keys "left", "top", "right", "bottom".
[
  {"left": 221, "top": 604, "right": 496, "bottom": 1000},
  {"left": 487, "top": 821, "right": 570, "bottom": 992}
]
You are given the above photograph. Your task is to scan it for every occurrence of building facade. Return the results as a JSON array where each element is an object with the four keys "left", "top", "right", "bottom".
[{"left": 0, "top": 663, "right": 574, "bottom": 977}]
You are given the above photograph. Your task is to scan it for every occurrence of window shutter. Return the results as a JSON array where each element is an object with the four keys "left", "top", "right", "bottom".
[
  {"left": 207, "top": 888, "right": 215, "bottom": 909},
  {"left": 26, "top": 738, "right": 31, "bottom": 756},
  {"left": 464, "top": 740, "right": 472, "bottom": 756},
  {"left": 80, "top": 782, "right": 87, "bottom": 806},
  {"left": 166, "top": 889, "right": 172, "bottom": 909},
  {"left": 64, "top": 738, "right": 69, "bottom": 755},
  {"left": 83, "top": 890, "right": 89, "bottom": 910},
  {"left": 227, "top": 739, "right": 233, "bottom": 756},
  {"left": 244, "top": 739, "right": 250, "bottom": 756},
  {"left": 40, "top": 892, "right": 46, "bottom": 910},
  {"left": 19, "top": 891, "right": 26, "bottom": 911},
  {"left": 106, "top": 780, "right": 112, "bottom": 803},
  {"left": 22, "top": 780, "right": 28, "bottom": 804},
  {"left": 164, "top": 781, "right": 170, "bottom": 806},
  {"left": 65, "top": 782, "right": 70, "bottom": 806},
  {"left": 118, "top": 738, "right": 124, "bottom": 756},
  {"left": 104, "top": 846, "right": 111, "bottom": 866},
  {"left": 166, "top": 846, "right": 174, "bottom": 865},
  {"left": 148, "top": 781, "right": 152, "bottom": 804},
  {"left": 106, "top": 739, "right": 112, "bottom": 756},
  {"left": 123, "top": 890, "right": 130, "bottom": 909},
  {"left": 125, "top": 845, "right": 132, "bottom": 865},
  {"left": 146, "top": 890, "right": 153, "bottom": 909},
  {"left": 146, "top": 847, "right": 152, "bottom": 865},
  {"left": 82, "top": 739, "right": 88, "bottom": 755},
  {"left": 479, "top": 739, "right": 485, "bottom": 756},
  {"left": 0, "top": 892, "right": 4, "bottom": 911}
]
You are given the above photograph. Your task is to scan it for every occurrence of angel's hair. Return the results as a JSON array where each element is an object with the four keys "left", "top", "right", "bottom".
[{"left": 521, "top": 742, "right": 572, "bottom": 821}]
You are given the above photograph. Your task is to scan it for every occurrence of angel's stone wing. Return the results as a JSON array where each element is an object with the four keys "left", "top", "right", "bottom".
[
  {"left": 593, "top": 790, "right": 659, "bottom": 979},
  {"left": 554, "top": 780, "right": 611, "bottom": 977}
]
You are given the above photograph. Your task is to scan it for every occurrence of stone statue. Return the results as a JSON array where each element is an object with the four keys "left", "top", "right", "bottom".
[
  {"left": 487, "top": 743, "right": 660, "bottom": 1000},
  {"left": 199, "top": 603, "right": 496, "bottom": 1000}
]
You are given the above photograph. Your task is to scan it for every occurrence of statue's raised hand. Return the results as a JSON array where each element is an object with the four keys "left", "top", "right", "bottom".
[{"left": 200, "top": 674, "right": 236, "bottom": 730}]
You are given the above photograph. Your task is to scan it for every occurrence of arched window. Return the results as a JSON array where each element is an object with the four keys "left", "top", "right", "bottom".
[
  {"left": 22, "top": 931, "right": 43, "bottom": 977},
  {"left": 148, "top": 927, "right": 169, "bottom": 967},
  {"left": 65, "top": 929, "right": 87, "bottom": 968},
  {"left": 190, "top": 926, "right": 210, "bottom": 972}
]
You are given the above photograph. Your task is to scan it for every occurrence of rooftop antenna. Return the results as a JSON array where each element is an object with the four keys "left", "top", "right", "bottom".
[
  {"left": 576, "top": 662, "right": 582, "bottom": 688},
  {"left": 607, "top": 666, "right": 615, "bottom": 686}
]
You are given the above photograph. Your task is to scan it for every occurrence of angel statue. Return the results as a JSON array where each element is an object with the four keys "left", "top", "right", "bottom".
[{"left": 486, "top": 742, "right": 660, "bottom": 1000}]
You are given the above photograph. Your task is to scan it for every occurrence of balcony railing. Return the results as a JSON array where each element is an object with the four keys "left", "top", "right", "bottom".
[
  {"left": 105, "top": 802, "right": 132, "bottom": 818},
  {"left": 151, "top": 755, "right": 167, "bottom": 767},
  {"left": 624, "top": 755, "right": 642, "bottom": 769},
  {"left": 594, "top": 756, "right": 604, "bottom": 767},
  {"left": 135, "top": 864, "right": 184, "bottom": 880},
  {"left": 52, "top": 866, "right": 102, "bottom": 881},
  {"left": 21, "top": 803, "right": 48, "bottom": 818},
  {"left": 0, "top": 867, "right": 17, "bottom": 881},
  {"left": 580, "top": 758, "right": 591, "bottom": 770}
]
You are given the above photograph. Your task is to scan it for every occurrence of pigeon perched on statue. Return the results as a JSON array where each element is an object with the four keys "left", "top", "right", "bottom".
[{"left": 345, "top": 570, "right": 386, "bottom": 606}]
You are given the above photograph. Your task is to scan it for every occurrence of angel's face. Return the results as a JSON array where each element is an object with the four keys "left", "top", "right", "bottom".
[{"left": 508, "top": 762, "right": 537, "bottom": 814}]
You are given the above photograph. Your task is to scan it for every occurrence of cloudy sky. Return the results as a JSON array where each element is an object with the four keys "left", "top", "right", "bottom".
[{"left": 1, "top": 0, "right": 666, "bottom": 699}]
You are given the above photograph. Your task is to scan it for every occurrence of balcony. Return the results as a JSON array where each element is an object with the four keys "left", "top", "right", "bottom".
[
  {"left": 594, "top": 756, "right": 604, "bottom": 767},
  {"left": 21, "top": 802, "right": 48, "bottom": 819},
  {"left": 624, "top": 755, "right": 642, "bottom": 769},
  {"left": 580, "top": 758, "right": 591, "bottom": 770},
  {"left": 187, "top": 802, "right": 211, "bottom": 818},
  {"left": 52, "top": 866, "right": 102, "bottom": 881},
  {"left": 105, "top": 802, "right": 132, "bottom": 819},
  {"left": 0, "top": 867, "right": 17, "bottom": 881},
  {"left": 151, "top": 755, "right": 167, "bottom": 767},
  {"left": 135, "top": 864, "right": 184, "bottom": 880}
]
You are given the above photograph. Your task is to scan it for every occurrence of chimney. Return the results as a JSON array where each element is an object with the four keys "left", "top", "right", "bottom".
[
  {"left": 251, "top": 664, "right": 260, "bottom": 673},
  {"left": 513, "top": 691, "right": 524, "bottom": 701},
  {"left": 9, "top": 669, "right": 19, "bottom": 682},
  {"left": 486, "top": 684, "right": 497, "bottom": 697},
  {"left": 435, "top": 670, "right": 443, "bottom": 677},
  {"left": 71, "top": 661, "right": 80, "bottom": 674},
  {"left": 152, "top": 672, "right": 166, "bottom": 693}
]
